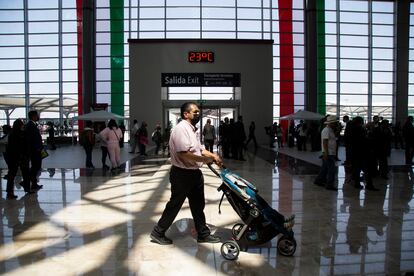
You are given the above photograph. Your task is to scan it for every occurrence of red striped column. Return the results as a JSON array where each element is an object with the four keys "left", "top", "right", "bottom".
[
  {"left": 278, "top": 0, "right": 294, "bottom": 129},
  {"left": 278, "top": 0, "right": 294, "bottom": 216}
]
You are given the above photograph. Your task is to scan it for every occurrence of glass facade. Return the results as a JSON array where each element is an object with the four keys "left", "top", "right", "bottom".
[
  {"left": 0, "top": 0, "right": 78, "bottom": 126},
  {"left": 409, "top": 2, "right": 414, "bottom": 117},
  {"left": 0, "top": 0, "right": 410, "bottom": 126},
  {"left": 325, "top": 0, "right": 395, "bottom": 121}
]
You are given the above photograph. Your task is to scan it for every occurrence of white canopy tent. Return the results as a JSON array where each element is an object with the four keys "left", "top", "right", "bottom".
[
  {"left": 279, "top": 110, "right": 325, "bottom": 121},
  {"left": 74, "top": 110, "right": 124, "bottom": 121},
  {"left": 71, "top": 110, "right": 126, "bottom": 145},
  {"left": 0, "top": 96, "right": 78, "bottom": 125},
  {"left": 279, "top": 110, "right": 325, "bottom": 147}
]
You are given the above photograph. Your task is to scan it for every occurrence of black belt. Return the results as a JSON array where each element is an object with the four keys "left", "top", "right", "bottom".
[{"left": 171, "top": 165, "right": 200, "bottom": 172}]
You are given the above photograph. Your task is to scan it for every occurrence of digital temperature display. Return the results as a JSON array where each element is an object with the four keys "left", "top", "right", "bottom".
[{"left": 188, "top": 51, "right": 214, "bottom": 63}]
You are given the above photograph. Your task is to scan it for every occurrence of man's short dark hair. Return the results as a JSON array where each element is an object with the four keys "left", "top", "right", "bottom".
[
  {"left": 353, "top": 116, "right": 364, "bottom": 125},
  {"left": 180, "top": 102, "right": 198, "bottom": 119},
  {"left": 28, "top": 110, "right": 38, "bottom": 120}
]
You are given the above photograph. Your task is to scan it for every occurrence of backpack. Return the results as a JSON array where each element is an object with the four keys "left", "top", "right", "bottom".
[
  {"left": 79, "top": 129, "right": 94, "bottom": 146},
  {"left": 151, "top": 130, "right": 161, "bottom": 143}
]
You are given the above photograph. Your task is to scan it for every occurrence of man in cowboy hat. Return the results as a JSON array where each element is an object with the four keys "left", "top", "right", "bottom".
[{"left": 314, "top": 115, "right": 339, "bottom": 191}]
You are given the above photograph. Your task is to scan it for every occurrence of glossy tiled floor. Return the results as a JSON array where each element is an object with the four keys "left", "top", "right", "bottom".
[{"left": 0, "top": 146, "right": 413, "bottom": 275}]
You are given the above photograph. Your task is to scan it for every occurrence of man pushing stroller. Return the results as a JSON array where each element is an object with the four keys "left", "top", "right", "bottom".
[{"left": 150, "top": 102, "right": 223, "bottom": 245}]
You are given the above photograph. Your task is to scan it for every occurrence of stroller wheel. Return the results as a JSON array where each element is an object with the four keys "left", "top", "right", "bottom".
[
  {"left": 231, "top": 223, "right": 244, "bottom": 238},
  {"left": 221, "top": 240, "right": 240, "bottom": 260},
  {"left": 277, "top": 236, "right": 297, "bottom": 256}
]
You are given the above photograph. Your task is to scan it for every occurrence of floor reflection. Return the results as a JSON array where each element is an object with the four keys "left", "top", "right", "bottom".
[{"left": 0, "top": 148, "right": 412, "bottom": 275}]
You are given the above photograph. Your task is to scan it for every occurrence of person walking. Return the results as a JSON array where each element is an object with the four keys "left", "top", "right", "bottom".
[
  {"left": 297, "top": 120, "right": 307, "bottom": 151},
  {"left": 202, "top": 118, "right": 215, "bottom": 152},
  {"left": 221, "top": 117, "right": 231, "bottom": 158},
  {"left": 150, "top": 102, "right": 223, "bottom": 245},
  {"left": 151, "top": 124, "right": 163, "bottom": 155},
  {"left": 46, "top": 121, "right": 56, "bottom": 150},
  {"left": 24, "top": 110, "right": 43, "bottom": 191},
  {"left": 119, "top": 122, "right": 126, "bottom": 148},
  {"left": 245, "top": 121, "right": 258, "bottom": 148},
  {"left": 162, "top": 124, "right": 171, "bottom": 156},
  {"left": 233, "top": 116, "right": 246, "bottom": 160},
  {"left": 402, "top": 116, "right": 414, "bottom": 165},
  {"left": 288, "top": 121, "right": 295, "bottom": 148},
  {"left": 98, "top": 123, "right": 110, "bottom": 170},
  {"left": 1, "top": 124, "right": 11, "bottom": 180},
  {"left": 343, "top": 115, "right": 351, "bottom": 164},
  {"left": 375, "top": 120, "right": 392, "bottom": 179},
  {"left": 5, "top": 119, "right": 31, "bottom": 198},
  {"left": 137, "top": 122, "right": 148, "bottom": 156},
  {"left": 393, "top": 121, "right": 404, "bottom": 149},
  {"left": 265, "top": 123, "right": 276, "bottom": 148},
  {"left": 348, "top": 116, "right": 379, "bottom": 191},
  {"left": 129, "top": 119, "right": 139, "bottom": 154},
  {"left": 314, "top": 115, "right": 339, "bottom": 191},
  {"left": 275, "top": 122, "right": 283, "bottom": 148},
  {"left": 100, "top": 119, "right": 123, "bottom": 172},
  {"left": 80, "top": 121, "right": 95, "bottom": 168}
]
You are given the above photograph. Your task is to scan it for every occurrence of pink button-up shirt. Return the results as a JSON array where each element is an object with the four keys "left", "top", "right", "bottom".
[{"left": 169, "top": 120, "right": 204, "bottom": 170}]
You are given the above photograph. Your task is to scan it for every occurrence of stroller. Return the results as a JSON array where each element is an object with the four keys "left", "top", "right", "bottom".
[{"left": 208, "top": 164, "right": 297, "bottom": 260}]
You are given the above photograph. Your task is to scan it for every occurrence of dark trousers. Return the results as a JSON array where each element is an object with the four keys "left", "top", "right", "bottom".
[
  {"left": 245, "top": 136, "right": 257, "bottom": 148},
  {"left": 154, "top": 166, "right": 210, "bottom": 238},
  {"left": 101, "top": 146, "right": 109, "bottom": 166},
  {"left": 378, "top": 154, "right": 388, "bottom": 177},
  {"left": 222, "top": 140, "right": 230, "bottom": 158},
  {"left": 394, "top": 135, "right": 404, "bottom": 149},
  {"left": 3, "top": 152, "right": 10, "bottom": 172},
  {"left": 288, "top": 135, "right": 295, "bottom": 147},
  {"left": 236, "top": 142, "right": 244, "bottom": 160},
  {"left": 48, "top": 137, "right": 56, "bottom": 150},
  {"left": 231, "top": 142, "right": 244, "bottom": 160},
  {"left": 345, "top": 146, "right": 351, "bottom": 164},
  {"left": 405, "top": 142, "right": 413, "bottom": 164},
  {"left": 139, "top": 143, "right": 146, "bottom": 155},
  {"left": 315, "top": 155, "right": 336, "bottom": 187},
  {"left": 29, "top": 152, "right": 42, "bottom": 186},
  {"left": 83, "top": 146, "right": 93, "bottom": 167},
  {"left": 352, "top": 158, "right": 373, "bottom": 187},
  {"left": 155, "top": 142, "right": 161, "bottom": 154},
  {"left": 276, "top": 136, "right": 283, "bottom": 148},
  {"left": 7, "top": 159, "right": 30, "bottom": 193},
  {"left": 297, "top": 136, "right": 307, "bottom": 151},
  {"left": 204, "top": 139, "right": 214, "bottom": 152},
  {"left": 269, "top": 135, "right": 275, "bottom": 148}
]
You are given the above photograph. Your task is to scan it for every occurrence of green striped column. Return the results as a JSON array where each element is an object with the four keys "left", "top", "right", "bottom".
[
  {"left": 110, "top": 0, "right": 124, "bottom": 116},
  {"left": 316, "top": 0, "right": 326, "bottom": 115}
]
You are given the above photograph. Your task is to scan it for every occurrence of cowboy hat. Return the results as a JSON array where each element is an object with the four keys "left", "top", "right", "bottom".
[{"left": 324, "top": 115, "right": 338, "bottom": 124}]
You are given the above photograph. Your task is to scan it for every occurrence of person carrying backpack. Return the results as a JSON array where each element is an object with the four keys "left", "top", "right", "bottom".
[
  {"left": 152, "top": 124, "right": 162, "bottom": 155},
  {"left": 80, "top": 121, "right": 95, "bottom": 168}
]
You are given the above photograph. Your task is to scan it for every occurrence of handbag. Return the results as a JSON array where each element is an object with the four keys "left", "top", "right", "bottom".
[
  {"left": 139, "top": 135, "right": 148, "bottom": 145},
  {"left": 40, "top": 148, "right": 49, "bottom": 159}
]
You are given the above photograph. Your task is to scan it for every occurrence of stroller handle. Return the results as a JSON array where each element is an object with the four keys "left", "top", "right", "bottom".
[{"left": 207, "top": 163, "right": 225, "bottom": 177}]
